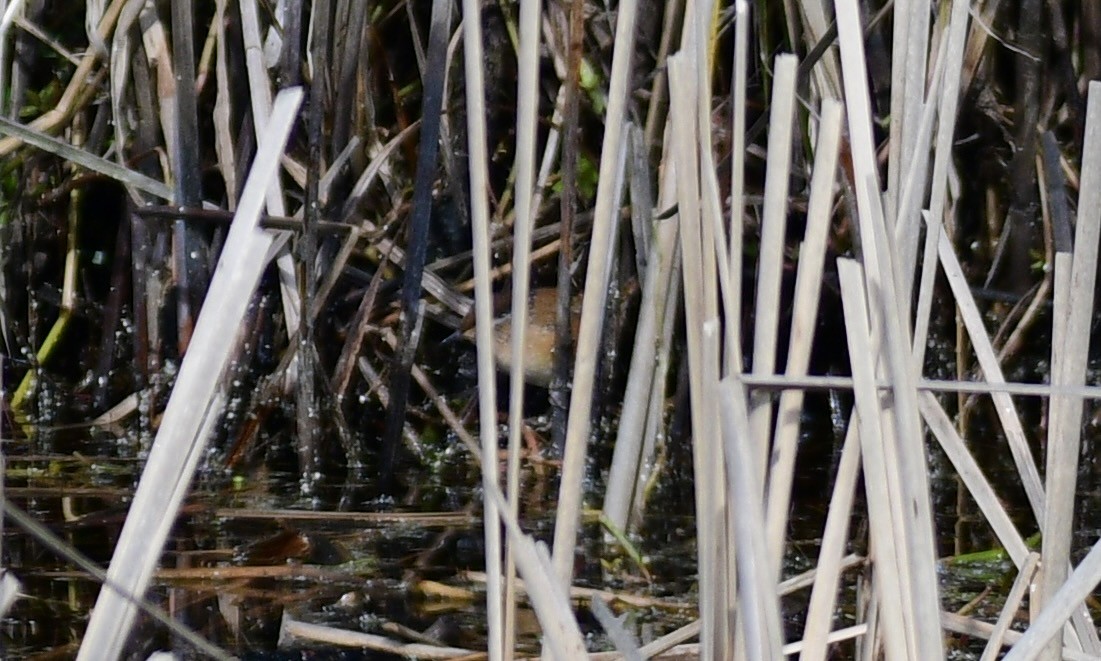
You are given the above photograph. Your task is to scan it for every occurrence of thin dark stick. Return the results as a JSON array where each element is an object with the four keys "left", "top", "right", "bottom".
[
  {"left": 552, "top": 0, "right": 585, "bottom": 454},
  {"left": 134, "top": 205, "right": 355, "bottom": 235},
  {"left": 172, "top": 0, "right": 205, "bottom": 354},
  {"left": 379, "top": 0, "right": 453, "bottom": 491},
  {"left": 282, "top": 0, "right": 303, "bottom": 87},
  {"left": 298, "top": 0, "right": 333, "bottom": 492},
  {"left": 1041, "top": 132, "right": 1072, "bottom": 254},
  {"left": 93, "top": 214, "right": 131, "bottom": 411},
  {"left": 331, "top": 2, "right": 369, "bottom": 157},
  {"left": 984, "top": 0, "right": 1044, "bottom": 291}
]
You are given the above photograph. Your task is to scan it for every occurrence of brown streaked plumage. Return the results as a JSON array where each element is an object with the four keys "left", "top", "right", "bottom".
[{"left": 462, "top": 288, "right": 581, "bottom": 386}]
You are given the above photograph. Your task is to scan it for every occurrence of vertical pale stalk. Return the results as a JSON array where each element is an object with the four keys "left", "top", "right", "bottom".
[
  {"left": 893, "top": 36, "right": 947, "bottom": 300},
  {"left": 689, "top": 0, "right": 735, "bottom": 396},
  {"left": 1038, "top": 81, "right": 1101, "bottom": 661},
  {"left": 886, "top": 0, "right": 929, "bottom": 224},
  {"left": 549, "top": 0, "right": 638, "bottom": 591},
  {"left": 763, "top": 99, "right": 842, "bottom": 573},
  {"left": 836, "top": 0, "right": 943, "bottom": 654},
  {"left": 902, "top": 0, "right": 970, "bottom": 302},
  {"left": 239, "top": 0, "right": 302, "bottom": 350},
  {"left": 747, "top": 54, "right": 797, "bottom": 477},
  {"left": 719, "top": 374, "right": 784, "bottom": 660},
  {"left": 726, "top": 0, "right": 748, "bottom": 375},
  {"left": 503, "top": 0, "right": 542, "bottom": 656},
  {"left": 685, "top": 10, "right": 736, "bottom": 650},
  {"left": 927, "top": 0, "right": 970, "bottom": 225},
  {"left": 458, "top": 2, "right": 503, "bottom": 658},
  {"left": 0, "top": 0, "right": 28, "bottom": 117},
  {"left": 791, "top": 0, "right": 841, "bottom": 98},
  {"left": 797, "top": 422, "right": 861, "bottom": 661},
  {"left": 867, "top": 194, "right": 943, "bottom": 660},
  {"left": 669, "top": 51, "right": 723, "bottom": 661},
  {"left": 691, "top": 0, "right": 719, "bottom": 327},
  {"left": 602, "top": 217, "right": 678, "bottom": 531},
  {"left": 836, "top": 259, "right": 910, "bottom": 660}
]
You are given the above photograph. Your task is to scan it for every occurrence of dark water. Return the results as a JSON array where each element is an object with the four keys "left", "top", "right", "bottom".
[{"left": 5, "top": 339, "right": 1101, "bottom": 659}]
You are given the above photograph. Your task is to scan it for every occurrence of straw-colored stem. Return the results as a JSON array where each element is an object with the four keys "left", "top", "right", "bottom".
[
  {"left": 837, "top": 258, "right": 911, "bottom": 659},
  {"left": 726, "top": 0, "right": 748, "bottom": 376},
  {"left": 77, "top": 87, "right": 303, "bottom": 661},
  {"left": 978, "top": 552, "right": 1040, "bottom": 661},
  {"left": 797, "top": 420, "right": 861, "bottom": 661},
  {"left": 549, "top": 0, "right": 638, "bottom": 593},
  {"left": 719, "top": 377, "right": 784, "bottom": 659},
  {"left": 503, "top": 0, "right": 542, "bottom": 656},
  {"left": 747, "top": 53, "right": 797, "bottom": 479},
  {"left": 459, "top": 2, "right": 504, "bottom": 659},
  {"left": 1038, "top": 81, "right": 1101, "bottom": 660},
  {"left": 763, "top": 98, "right": 842, "bottom": 573}
]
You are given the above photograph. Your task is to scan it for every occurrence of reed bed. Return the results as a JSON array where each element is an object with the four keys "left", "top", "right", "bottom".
[{"left": 2, "top": 0, "right": 1101, "bottom": 659}]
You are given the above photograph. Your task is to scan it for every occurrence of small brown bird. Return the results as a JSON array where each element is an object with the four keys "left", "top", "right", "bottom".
[{"left": 460, "top": 288, "right": 581, "bottom": 387}]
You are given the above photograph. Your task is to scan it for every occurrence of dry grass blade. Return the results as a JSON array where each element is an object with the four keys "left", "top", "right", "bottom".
[
  {"left": 792, "top": 0, "right": 841, "bottom": 98},
  {"left": 918, "top": 392, "right": 1029, "bottom": 563},
  {"left": 458, "top": 1, "right": 504, "bottom": 658},
  {"left": 551, "top": 0, "right": 639, "bottom": 592},
  {"left": 76, "top": 87, "right": 303, "bottom": 660},
  {"left": 748, "top": 53, "right": 797, "bottom": 468},
  {"left": 602, "top": 217, "right": 679, "bottom": 532},
  {"left": 868, "top": 181, "right": 944, "bottom": 660},
  {"left": 689, "top": 0, "right": 720, "bottom": 339},
  {"left": 504, "top": 0, "right": 543, "bottom": 653},
  {"left": 942, "top": 612, "right": 1097, "bottom": 661},
  {"left": 797, "top": 421, "right": 861, "bottom": 661},
  {"left": 763, "top": 98, "right": 842, "bottom": 570},
  {"left": 280, "top": 615, "right": 475, "bottom": 658},
  {"left": 485, "top": 484, "right": 589, "bottom": 660},
  {"left": 893, "top": 35, "right": 947, "bottom": 294},
  {"left": 942, "top": 612, "right": 1096, "bottom": 661},
  {"left": 886, "top": 0, "right": 929, "bottom": 221},
  {"left": 726, "top": 0, "right": 748, "bottom": 375},
  {"left": 718, "top": 376, "right": 783, "bottom": 659},
  {"left": 1003, "top": 537, "right": 1101, "bottom": 660},
  {"left": 935, "top": 229, "right": 1044, "bottom": 519},
  {"left": 837, "top": 257, "right": 910, "bottom": 659},
  {"left": 927, "top": 0, "right": 972, "bottom": 232},
  {"left": 837, "top": 0, "right": 943, "bottom": 652},
  {"left": 135, "top": 7, "right": 177, "bottom": 180},
  {"left": 0, "top": 115, "right": 172, "bottom": 200},
  {"left": 905, "top": 0, "right": 970, "bottom": 360},
  {"left": 239, "top": 0, "right": 303, "bottom": 348},
  {"left": 0, "top": 0, "right": 126, "bottom": 157},
  {"left": 0, "top": 1, "right": 25, "bottom": 115},
  {"left": 589, "top": 596, "right": 642, "bottom": 661},
  {"left": 668, "top": 50, "right": 725, "bottom": 660},
  {"left": 1038, "top": 82, "right": 1101, "bottom": 661},
  {"left": 979, "top": 552, "right": 1040, "bottom": 661},
  {"left": 212, "top": 0, "right": 237, "bottom": 208}
]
